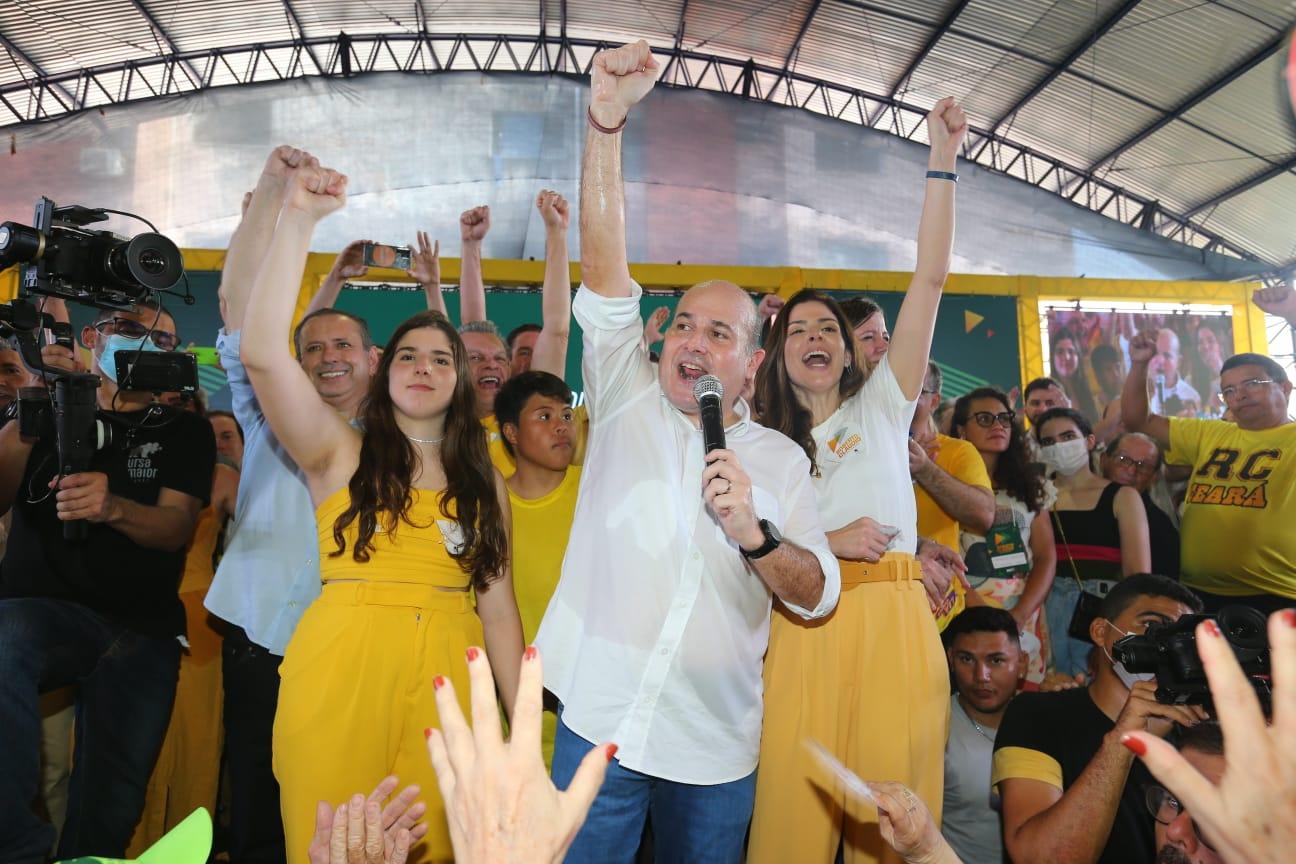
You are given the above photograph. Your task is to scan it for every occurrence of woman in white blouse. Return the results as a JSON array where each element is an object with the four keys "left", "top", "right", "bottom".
[{"left": 747, "top": 97, "right": 966, "bottom": 864}]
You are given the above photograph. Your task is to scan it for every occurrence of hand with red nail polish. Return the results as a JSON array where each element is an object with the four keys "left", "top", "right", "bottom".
[
  {"left": 1121, "top": 611, "right": 1296, "bottom": 864},
  {"left": 306, "top": 774, "right": 429, "bottom": 864},
  {"left": 425, "top": 645, "right": 611, "bottom": 863}
]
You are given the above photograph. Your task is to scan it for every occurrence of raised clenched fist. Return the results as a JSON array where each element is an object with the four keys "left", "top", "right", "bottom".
[
  {"left": 1253, "top": 284, "right": 1296, "bottom": 322},
  {"left": 590, "top": 40, "right": 660, "bottom": 125},
  {"left": 536, "top": 190, "right": 570, "bottom": 231},
  {"left": 263, "top": 145, "right": 310, "bottom": 183},
  {"left": 460, "top": 206, "right": 491, "bottom": 244},
  {"left": 283, "top": 164, "right": 347, "bottom": 221},
  {"left": 926, "top": 97, "right": 968, "bottom": 171},
  {"left": 1128, "top": 331, "right": 1158, "bottom": 365}
]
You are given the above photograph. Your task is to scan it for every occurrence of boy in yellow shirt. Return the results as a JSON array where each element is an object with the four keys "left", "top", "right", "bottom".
[{"left": 495, "top": 370, "right": 583, "bottom": 767}]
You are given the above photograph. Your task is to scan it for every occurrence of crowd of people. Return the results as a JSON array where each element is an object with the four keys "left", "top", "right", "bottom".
[{"left": 0, "top": 37, "right": 1294, "bottom": 864}]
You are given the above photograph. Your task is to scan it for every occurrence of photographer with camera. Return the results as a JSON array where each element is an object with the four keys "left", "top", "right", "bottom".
[
  {"left": 0, "top": 298, "right": 215, "bottom": 863},
  {"left": 1123, "top": 315, "right": 1296, "bottom": 615},
  {"left": 994, "top": 574, "right": 1207, "bottom": 864}
]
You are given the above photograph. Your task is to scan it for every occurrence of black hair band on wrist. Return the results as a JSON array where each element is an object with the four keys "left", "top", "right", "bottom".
[
  {"left": 926, "top": 170, "right": 958, "bottom": 183},
  {"left": 587, "top": 107, "right": 628, "bottom": 135}
]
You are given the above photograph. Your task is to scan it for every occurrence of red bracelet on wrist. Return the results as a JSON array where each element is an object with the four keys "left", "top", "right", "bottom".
[{"left": 587, "top": 107, "right": 628, "bottom": 135}]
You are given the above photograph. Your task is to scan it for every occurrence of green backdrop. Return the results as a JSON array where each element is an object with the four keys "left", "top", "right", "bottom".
[{"left": 67, "top": 277, "right": 1022, "bottom": 411}]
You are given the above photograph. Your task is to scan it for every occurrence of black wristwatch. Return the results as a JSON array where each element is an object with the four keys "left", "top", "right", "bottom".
[{"left": 741, "top": 519, "right": 782, "bottom": 560}]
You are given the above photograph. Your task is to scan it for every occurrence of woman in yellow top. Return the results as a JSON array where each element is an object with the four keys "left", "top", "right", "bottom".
[
  {"left": 748, "top": 98, "right": 966, "bottom": 864},
  {"left": 241, "top": 159, "right": 524, "bottom": 864}
]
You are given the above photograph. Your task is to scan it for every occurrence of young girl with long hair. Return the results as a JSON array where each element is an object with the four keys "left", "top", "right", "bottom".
[{"left": 240, "top": 161, "right": 523, "bottom": 863}]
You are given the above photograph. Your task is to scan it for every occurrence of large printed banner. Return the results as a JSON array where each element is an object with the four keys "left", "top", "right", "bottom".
[{"left": 1044, "top": 307, "right": 1235, "bottom": 424}]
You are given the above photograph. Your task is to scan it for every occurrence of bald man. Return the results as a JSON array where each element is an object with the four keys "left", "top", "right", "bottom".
[
  {"left": 535, "top": 39, "right": 839, "bottom": 862},
  {"left": 1149, "top": 329, "right": 1201, "bottom": 417}
]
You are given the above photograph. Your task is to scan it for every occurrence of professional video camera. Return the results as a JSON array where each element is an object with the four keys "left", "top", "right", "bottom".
[
  {"left": 0, "top": 197, "right": 198, "bottom": 540},
  {"left": 0, "top": 196, "right": 184, "bottom": 309},
  {"left": 1112, "top": 604, "right": 1271, "bottom": 709}
]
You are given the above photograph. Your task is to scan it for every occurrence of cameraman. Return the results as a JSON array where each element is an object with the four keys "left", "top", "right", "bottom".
[
  {"left": 0, "top": 300, "right": 214, "bottom": 863},
  {"left": 993, "top": 574, "right": 1206, "bottom": 864}
]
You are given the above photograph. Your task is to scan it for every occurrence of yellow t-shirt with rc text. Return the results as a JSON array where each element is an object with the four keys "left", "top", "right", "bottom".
[{"left": 1168, "top": 418, "right": 1296, "bottom": 598}]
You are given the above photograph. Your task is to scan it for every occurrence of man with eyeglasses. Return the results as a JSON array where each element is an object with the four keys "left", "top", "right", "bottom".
[
  {"left": 0, "top": 298, "right": 215, "bottom": 862},
  {"left": 1147, "top": 722, "right": 1225, "bottom": 864},
  {"left": 1100, "top": 432, "right": 1181, "bottom": 579},
  {"left": 1124, "top": 321, "right": 1296, "bottom": 616},
  {"left": 994, "top": 575, "right": 1207, "bottom": 864},
  {"left": 910, "top": 361, "right": 996, "bottom": 629}
]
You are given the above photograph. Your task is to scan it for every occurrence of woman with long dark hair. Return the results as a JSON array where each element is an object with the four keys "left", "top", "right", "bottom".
[
  {"left": 746, "top": 97, "right": 966, "bottom": 864},
  {"left": 240, "top": 162, "right": 523, "bottom": 863},
  {"left": 950, "top": 387, "right": 1056, "bottom": 683}
]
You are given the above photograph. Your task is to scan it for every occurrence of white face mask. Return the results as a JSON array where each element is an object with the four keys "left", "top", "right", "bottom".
[
  {"left": 1101, "top": 621, "right": 1156, "bottom": 690},
  {"left": 1040, "top": 438, "right": 1090, "bottom": 476}
]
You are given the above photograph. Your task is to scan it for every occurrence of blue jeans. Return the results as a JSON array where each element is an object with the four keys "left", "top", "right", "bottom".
[
  {"left": 1045, "top": 578, "right": 1116, "bottom": 677},
  {"left": 551, "top": 715, "right": 756, "bottom": 864},
  {"left": 0, "top": 597, "right": 180, "bottom": 864}
]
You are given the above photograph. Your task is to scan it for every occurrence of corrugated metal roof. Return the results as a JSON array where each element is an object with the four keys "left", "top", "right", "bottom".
[
  {"left": 0, "top": 0, "right": 1292, "bottom": 266},
  {"left": 1104, "top": 123, "right": 1267, "bottom": 213}
]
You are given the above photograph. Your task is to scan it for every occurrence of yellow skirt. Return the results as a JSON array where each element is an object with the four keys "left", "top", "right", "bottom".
[
  {"left": 748, "top": 553, "right": 950, "bottom": 864},
  {"left": 272, "top": 581, "right": 481, "bottom": 864}
]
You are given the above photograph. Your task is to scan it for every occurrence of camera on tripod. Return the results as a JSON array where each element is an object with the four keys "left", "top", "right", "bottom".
[
  {"left": 0, "top": 196, "right": 199, "bottom": 540},
  {"left": 1112, "top": 605, "right": 1271, "bottom": 708}
]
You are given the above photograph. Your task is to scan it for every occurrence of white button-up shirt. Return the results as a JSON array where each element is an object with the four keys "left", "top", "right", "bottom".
[{"left": 536, "top": 283, "right": 840, "bottom": 785}]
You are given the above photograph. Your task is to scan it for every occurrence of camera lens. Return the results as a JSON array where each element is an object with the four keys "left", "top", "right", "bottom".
[
  {"left": 137, "top": 249, "right": 166, "bottom": 275},
  {"left": 0, "top": 222, "right": 46, "bottom": 265},
  {"left": 1216, "top": 605, "right": 1269, "bottom": 652},
  {"left": 107, "top": 233, "right": 182, "bottom": 291}
]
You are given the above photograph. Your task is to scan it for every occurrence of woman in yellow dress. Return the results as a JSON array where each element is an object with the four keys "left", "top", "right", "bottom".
[
  {"left": 240, "top": 159, "right": 524, "bottom": 864},
  {"left": 748, "top": 97, "right": 966, "bottom": 864}
]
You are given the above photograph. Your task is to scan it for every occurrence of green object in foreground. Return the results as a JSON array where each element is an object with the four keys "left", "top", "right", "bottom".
[{"left": 56, "top": 807, "right": 212, "bottom": 864}]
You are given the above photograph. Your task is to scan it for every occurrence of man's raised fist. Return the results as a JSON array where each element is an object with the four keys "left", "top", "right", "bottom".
[
  {"left": 460, "top": 206, "right": 491, "bottom": 244},
  {"left": 1128, "top": 331, "right": 1158, "bottom": 365},
  {"left": 264, "top": 145, "right": 310, "bottom": 182},
  {"left": 590, "top": 40, "right": 660, "bottom": 125},
  {"left": 536, "top": 190, "right": 570, "bottom": 231}
]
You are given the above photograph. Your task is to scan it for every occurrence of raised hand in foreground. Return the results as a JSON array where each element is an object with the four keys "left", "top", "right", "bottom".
[
  {"left": 307, "top": 775, "right": 429, "bottom": 864},
  {"left": 426, "top": 646, "right": 612, "bottom": 864},
  {"left": 1122, "top": 610, "right": 1296, "bottom": 864}
]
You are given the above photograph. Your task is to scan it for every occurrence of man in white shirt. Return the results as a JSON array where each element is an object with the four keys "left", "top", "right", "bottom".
[
  {"left": 941, "top": 607, "right": 1024, "bottom": 864},
  {"left": 536, "top": 39, "right": 840, "bottom": 863},
  {"left": 1148, "top": 329, "right": 1201, "bottom": 417}
]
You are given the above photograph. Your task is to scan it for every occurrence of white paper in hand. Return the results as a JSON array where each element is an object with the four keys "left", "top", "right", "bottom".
[{"left": 804, "top": 739, "right": 875, "bottom": 805}]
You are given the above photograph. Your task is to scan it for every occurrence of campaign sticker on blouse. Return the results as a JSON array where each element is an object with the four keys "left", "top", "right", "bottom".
[
  {"left": 821, "top": 425, "right": 862, "bottom": 464},
  {"left": 437, "top": 519, "right": 467, "bottom": 555}
]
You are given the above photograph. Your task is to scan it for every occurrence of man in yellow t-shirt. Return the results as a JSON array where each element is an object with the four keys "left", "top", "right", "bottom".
[
  {"left": 911, "top": 363, "right": 996, "bottom": 629},
  {"left": 1123, "top": 330, "right": 1296, "bottom": 613},
  {"left": 494, "top": 370, "right": 583, "bottom": 768}
]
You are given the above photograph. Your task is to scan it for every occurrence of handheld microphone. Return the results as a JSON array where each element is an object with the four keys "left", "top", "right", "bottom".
[
  {"left": 1155, "top": 373, "right": 1167, "bottom": 405},
  {"left": 693, "top": 375, "right": 725, "bottom": 453}
]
